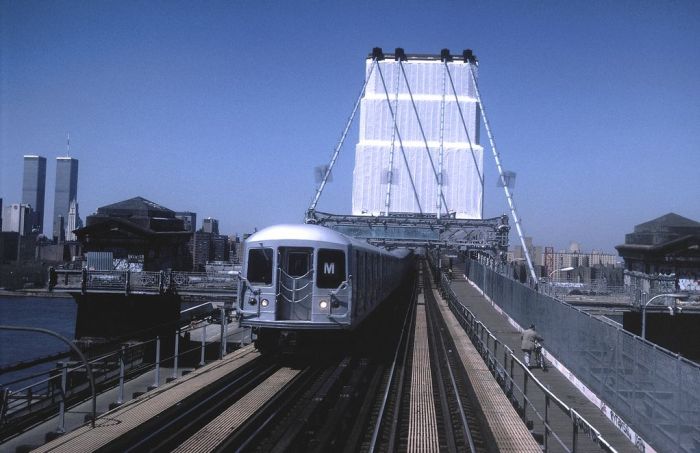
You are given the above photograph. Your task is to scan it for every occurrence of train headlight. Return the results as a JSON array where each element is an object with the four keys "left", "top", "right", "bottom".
[
  {"left": 261, "top": 299, "right": 269, "bottom": 307},
  {"left": 319, "top": 300, "right": 328, "bottom": 310},
  {"left": 249, "top": 298, "right": 257, "bottom": 305}
]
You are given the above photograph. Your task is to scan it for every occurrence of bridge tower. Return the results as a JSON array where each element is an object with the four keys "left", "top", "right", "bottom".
[{"left": 352, "top": 48, "right": 483, "bottom": 220}]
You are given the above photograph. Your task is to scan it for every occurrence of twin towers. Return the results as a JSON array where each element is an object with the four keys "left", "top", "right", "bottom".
[{"left": 21, "top": 154, "right": 79, "bottom": 242}]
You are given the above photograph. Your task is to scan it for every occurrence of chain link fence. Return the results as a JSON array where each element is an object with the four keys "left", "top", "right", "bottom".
[{"left": 467, "top": 260, "right": 700, "bottom": 453}]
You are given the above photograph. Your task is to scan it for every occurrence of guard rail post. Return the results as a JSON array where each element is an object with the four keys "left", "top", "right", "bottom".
[
  {"left": 81, "top": 268, "right": 87, "bottom": 294},
  {"left": 170, "top": 329, "right": 179, "bottom": 382},
  {"left": 544, "top": 393, "right": 550, "bottom": 452},
  {"left": 221, "top": 307, "right": 228, "bottom": 357},
  {"left": 57, "top": 362, "right": 67, "bottom": 433},
  {"left": 200, "top": 324, "right": 206, "bottom": 367},
  {"left": 116, "top": 346, "right": 125, "bottom": 405},
  {"left": 0, "top": 388, "right": 10, "bottom": 424},
  {"left": 522, "top": 372, "right": 529, "bottom": 423},
  {"left": 149, "top": 337, "right": 160, "bottom": 390},
  {"left": 159, "top": 270, "right": 165, "bottom": 295}
]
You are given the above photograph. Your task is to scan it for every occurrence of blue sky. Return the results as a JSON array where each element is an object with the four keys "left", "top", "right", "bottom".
[{"left": 1, "top": 1, "right": 698, "bottom": 252}]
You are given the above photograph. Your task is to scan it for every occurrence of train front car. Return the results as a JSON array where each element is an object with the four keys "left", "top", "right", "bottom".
[{"left": 238, "top": 224, "right": 411, "bottom": 352}]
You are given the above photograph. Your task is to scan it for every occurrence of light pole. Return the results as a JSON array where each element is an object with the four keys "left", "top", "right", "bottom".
[
  {"left": 548, "top": 266, "right": 574, "bottom": 281},
  {"left": 641, "top": 293, "right": 686, "bottom": 340}
]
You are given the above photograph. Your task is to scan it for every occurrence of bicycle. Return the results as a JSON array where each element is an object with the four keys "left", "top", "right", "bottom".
[{"left": 533, "top": 339, "right": 548, "bottom": 371}]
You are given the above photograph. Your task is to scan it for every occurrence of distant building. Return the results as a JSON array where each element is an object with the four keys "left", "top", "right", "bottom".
[
  {"left": 53, "top": 157, "right": 79, "bottom": 242},
  {"left": 189, "top": 231, "right": 229, "bottom": 271},
  {"left": 75, "top": 196, "right": 193, "bottom": 271},
  {"left": 22, "top": 155, "right": 47, "bottom": 233},
  {"left": 191, "top": 231, "right": 212, "bottom": 271},
  {"left": 510, "top": 237, "right": 619, "bottom": 285},
  {"left": 65, "top": 199, "right": 81, "bottom": 241},
  {"left": 230, "top": 234, "right": 243, "bottom": 263},
  {"left": 551, "top": 250, "right": 618, "bottom": 270},
  {"left": 202, "top": 217, "right": 219, "bottom": 235},
  {"left": 616, "top": 213, "right": 700, "bottom": 296},
  {"left": 175, "top": 211, "right": 197, "bottom": 233},
  {"left": 2, "top": 203, "right": 32, "bottom": 236},
  {"left": 512, "top": 237, "right": 544, "bottom": 266}
]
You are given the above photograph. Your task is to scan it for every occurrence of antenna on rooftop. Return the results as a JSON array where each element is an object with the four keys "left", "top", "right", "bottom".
[{"left": 66, "top": 132, "right": 71, "bottom": 156}]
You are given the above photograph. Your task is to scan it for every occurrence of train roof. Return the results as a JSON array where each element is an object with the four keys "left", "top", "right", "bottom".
[
  {"left": 247, "top": 224, "right": 350, "bottom": 245},
  {"left": 245, "top": 224, "right": 410, "bottom": 257}
]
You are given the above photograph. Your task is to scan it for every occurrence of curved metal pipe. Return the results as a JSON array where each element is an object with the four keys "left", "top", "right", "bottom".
[{"left": 0, "top": 325, "right": 96, "bottom": 428}]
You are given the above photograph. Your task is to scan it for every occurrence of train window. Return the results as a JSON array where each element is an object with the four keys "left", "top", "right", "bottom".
[
  {"left": 284, "top": 249, "right": 312, "bottom": 277},
  {"left": 317, "top": 249, "right": 346, "bottom": 288},
  {"left": 247, "top": 248, "right": 273, "bottom": 285}
]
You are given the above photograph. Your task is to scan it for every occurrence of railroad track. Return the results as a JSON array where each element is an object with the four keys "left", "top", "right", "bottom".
[
  {"left": 47, "top": 263, "right": 492, "bottom": 452},
  {"left": 423, "top": 268, "right": 485, "bottom": 452},
  {"left": 101, "top": 355, "right": 282, "bottom": 452}
]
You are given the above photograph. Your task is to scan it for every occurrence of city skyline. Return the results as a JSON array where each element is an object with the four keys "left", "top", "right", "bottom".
[{"left": 1, "top": 2, "right": 698, "bottom": 251}]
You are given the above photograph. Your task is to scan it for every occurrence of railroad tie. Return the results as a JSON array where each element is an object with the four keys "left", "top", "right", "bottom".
[{"left": 172, "top": 367, "right": 301, "bottom": 453}]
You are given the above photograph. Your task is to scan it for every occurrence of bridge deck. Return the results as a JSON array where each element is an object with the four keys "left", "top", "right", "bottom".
[
  {"left": 33, "top": 346, "right": 259, "bottom": 453},
  {"left": 431, "top": 285, "right": 541, "bottom": 452},
  {"left": 448, "top": 265, "right": 639, "bottom": 452}
]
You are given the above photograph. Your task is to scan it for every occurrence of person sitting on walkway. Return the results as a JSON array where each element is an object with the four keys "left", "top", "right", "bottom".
[{"left": 521, "top": 324, "right": 543, "bottom": 368}]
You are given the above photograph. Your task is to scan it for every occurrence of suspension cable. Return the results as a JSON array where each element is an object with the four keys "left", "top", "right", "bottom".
[
  {"left": 467, "top": 61, "right": 538, "bottom": 284},
  {"left": 443, "top": 62, "right": 484, "bottom": 217},
  {"left": 399, "top": 61, "right": 450, "bottom": 215},
  {"left": 308, "top": 59, "right": 378, "bottom": 215},
  {"left": 438, "top": 64, "right": 447, "bottom": 219},
  {"left": 376, "top": 62, "right": 423, "bottom": 214},
  {"left": 383, "top": 63, "right": 401, "bottom": 215}
]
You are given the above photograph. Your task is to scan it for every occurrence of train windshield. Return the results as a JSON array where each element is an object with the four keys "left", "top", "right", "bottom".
[
  {"left": 247, "top": 248, "right": 273, "bottom": 285},
  {"left": 316, "top": 249, "right": 346, "bottom": 289}
]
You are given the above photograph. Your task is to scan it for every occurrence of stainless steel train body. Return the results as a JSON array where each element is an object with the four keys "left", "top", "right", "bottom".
[{"left": 238, "top": 224, "right": 412, "bottom": 333}]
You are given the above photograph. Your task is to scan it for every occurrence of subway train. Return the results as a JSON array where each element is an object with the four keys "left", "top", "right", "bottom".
[{"left": 237, "top": 224, "right": 413, "bottom": 351}]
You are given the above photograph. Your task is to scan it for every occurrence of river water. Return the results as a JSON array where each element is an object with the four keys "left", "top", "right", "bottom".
[{"left": 0, "top": 296, "right": 76, "bottom": 387}]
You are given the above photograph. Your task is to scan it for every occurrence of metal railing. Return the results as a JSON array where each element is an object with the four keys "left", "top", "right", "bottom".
[
  {"left": 49, "top": 269, "right": 238, "bottom": 297},
  {"left": 435, "top": 270, "right": 616, "bottom": 452},
  {"left": 467, "top": 260, "right": 700, "bottom": 453},
  {"left": 0, "top": 311, "right": 251, "bottom": 439}
]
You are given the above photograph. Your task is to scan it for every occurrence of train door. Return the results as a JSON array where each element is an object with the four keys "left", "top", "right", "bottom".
[{"left": 276, "top": 247, "right": 313, "bottom": 320}]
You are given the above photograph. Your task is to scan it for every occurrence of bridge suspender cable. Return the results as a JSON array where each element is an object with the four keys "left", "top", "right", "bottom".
[
  {"left": 442, "top": 63, "right": 484, "bottom": 218},
  {"left": 466, "top": 61, "right": 538, "bottom": 285},
  {"left": 438, "top": 64, "right": 446, "bottom": 219},
  {"left": 375, "top": 62, "right": 423, "bottom": 214},
  {"left": 308, "top": 59, "right": 378, "bottom": 216},
  {"left": 398, "top": 61, "right": 450, "bottom": 217},
  {"left": 383, "top": 64, "right": 402, "bottom": 215}
]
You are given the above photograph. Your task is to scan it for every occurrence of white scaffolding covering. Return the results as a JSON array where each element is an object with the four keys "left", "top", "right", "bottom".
[{"left": 352, "top": 58, "right": 483, "bottom": 219}]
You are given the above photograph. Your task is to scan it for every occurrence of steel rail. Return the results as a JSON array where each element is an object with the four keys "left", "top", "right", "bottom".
[
  {"left": 386, "top": 278, "right": 420, "bottom": 452},
  {"left": 369, "top": 278, "right": 417, "bottom": 451},
  {"left": 425, "top": 277, "right": 478, "bottom": 452},
  {"left": 119, "top": 359, "right": 277, "bottom": 452},
  {"left": 222, "top": 365, "right": 323, "bottom": 452}
]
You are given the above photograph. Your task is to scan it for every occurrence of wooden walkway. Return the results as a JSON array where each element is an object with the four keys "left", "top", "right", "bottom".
[{"left": 447, "top": 266, "right": 638, "bottom": 452}]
